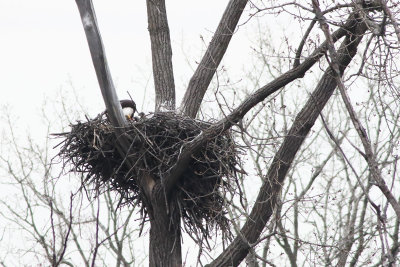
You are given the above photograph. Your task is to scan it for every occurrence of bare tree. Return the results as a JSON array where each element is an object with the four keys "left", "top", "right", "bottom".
[
  {"left": 71, "top": 0, "right": 400, "bottom": 266},
  {"left": 2, "top": 0, "right": 399, "bottom": 266},
  {"left": 0, "top": 102, "right": 141, "bottom": 267}
]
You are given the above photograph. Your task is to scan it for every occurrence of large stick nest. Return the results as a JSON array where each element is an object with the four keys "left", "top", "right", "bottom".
[{"left": 55, "top": 111, "right": 242, "bottom": 240}]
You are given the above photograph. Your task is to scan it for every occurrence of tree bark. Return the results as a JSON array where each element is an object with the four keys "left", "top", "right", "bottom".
[
  {"left": 206, "top": 12, "right": 368, "bottom": 267},
  {"left": 74, "top": 1, "right": 142, "bottom": 192},
  {"left": 75, "top": 0, "right": 126, "bottom": 128},
  {"left": 149, "top": 187, "right": 182, "bottom": 267},
  {"left": 180, "top": 0, "right": 248, "bottom": 118},
  {"left": 146, "top": 0, "right": 176, "bottom": 111}
]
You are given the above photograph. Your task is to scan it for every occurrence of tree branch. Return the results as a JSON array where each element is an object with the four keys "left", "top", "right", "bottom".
[
  {"left": 312, "top": 0, "right": 400, "bottom": 219},
  {"left": 146, "top": 0, "right": 176, "bottom": 111},
  {"left": 162, "top": 11, "right": 362, "bottom": 197},
  {"left": 180, "top": 0, "right": 249, "bottom": 118},
  {"left": 378, "top": 0, "right": 400, "bottom": 42},
  {"left": 74, "top": 0, "right": 126, "bottom": 127},
  {"left": 206, "top": 12, "right": 368, "bottom": 266},
  {"left": 293, "top": 18, "right": 316, "bottom": 68},
  {"left": 75, "top": 1, "right": 155, "bottom": 199}
]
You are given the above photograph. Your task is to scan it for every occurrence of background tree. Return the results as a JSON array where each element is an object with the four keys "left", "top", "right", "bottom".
[{"left": 0, "top": 101, "right": 144, "bottom": 266}]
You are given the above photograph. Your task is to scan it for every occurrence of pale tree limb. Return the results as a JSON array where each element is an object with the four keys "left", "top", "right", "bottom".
[
  {"left": 180, "top": 0, "right": 248, "bottom": 118},
  {"left": 206, "top": 12, "right": 368, "bottom": 266},
  {"left": 146, "top": 0, "right": 176, "bottom": 111},
  {"left": 74, "top": 5, "right": 174, "bottom": 264},
  {"left": 75, "top": 0, "right": 155, "bottom": 199},
  {"left": 74, "top": 0, "right": 126, "bottom": 128},
  {"left": 312, "top": 0, "right": 400, "bottom": 220}
]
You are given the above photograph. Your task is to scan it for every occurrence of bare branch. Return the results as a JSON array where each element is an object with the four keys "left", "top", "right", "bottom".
[
  {"left": 293, "top": 18, "right": 316, "bottom": 68},
  {"left": 312, "top": 0, "right": 400, "bottom": 219},
  {"left": 54, "top": 195, "right": 73, "bottom": 267},
  {"left": 74, "top": 0, "right": 156, "bottom": 199},
  {"left": 146, "top": 0, "right": 176, "bottom": 111},
  {"left": 74, "top": 0, "right": 126, "bottom": 127},
  {"left": 378, "top": 0, "right": 400, "bottom": 42},
  {"left": 180, "top": 0, "right": 249, "bottom": 118}
]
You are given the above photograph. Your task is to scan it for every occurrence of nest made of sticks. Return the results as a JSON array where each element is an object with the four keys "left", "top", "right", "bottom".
[{"left": 55, "top": 111, "right": 241, "bottom": 241}]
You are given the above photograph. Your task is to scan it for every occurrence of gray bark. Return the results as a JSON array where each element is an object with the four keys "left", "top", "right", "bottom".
[
  {"left": 180, "top": 0, "right": 248, "bottom": 118},
  {"left": 75, "top": 0, "right": 126, "bottom": 128},
  {"left": 146, "top": 0, "right": 176, "bottom": 111}
]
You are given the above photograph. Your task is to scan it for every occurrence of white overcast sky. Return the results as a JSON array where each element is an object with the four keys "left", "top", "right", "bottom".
[{"left": 0, "top": 0, "right": 262, "bottom": 136}]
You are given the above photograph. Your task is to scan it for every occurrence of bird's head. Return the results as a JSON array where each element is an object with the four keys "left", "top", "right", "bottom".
[{"left": 120, "top": 99, "right": 136, "bottom": 121}]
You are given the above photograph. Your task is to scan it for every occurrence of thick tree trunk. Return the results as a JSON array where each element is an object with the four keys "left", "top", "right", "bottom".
[{"left": 149, "top": 200, "right": 181, "bottom": 267}]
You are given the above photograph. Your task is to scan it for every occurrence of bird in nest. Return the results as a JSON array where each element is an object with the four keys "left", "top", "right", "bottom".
[
  {"left": 120, "top": 99, "right": 137, "bottom": 121},
  {"left": 104, "top": 99, "right": 144, "bottom": 122}
]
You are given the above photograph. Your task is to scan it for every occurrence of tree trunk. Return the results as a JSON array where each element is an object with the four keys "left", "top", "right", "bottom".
[{"left": 149, "top": 191, "right": 182, "bottom": 267}]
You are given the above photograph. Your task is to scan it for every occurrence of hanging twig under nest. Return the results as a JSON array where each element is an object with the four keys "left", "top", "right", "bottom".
[{"left": 54, "top": 111, "right": 242, "bottom": 241}]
